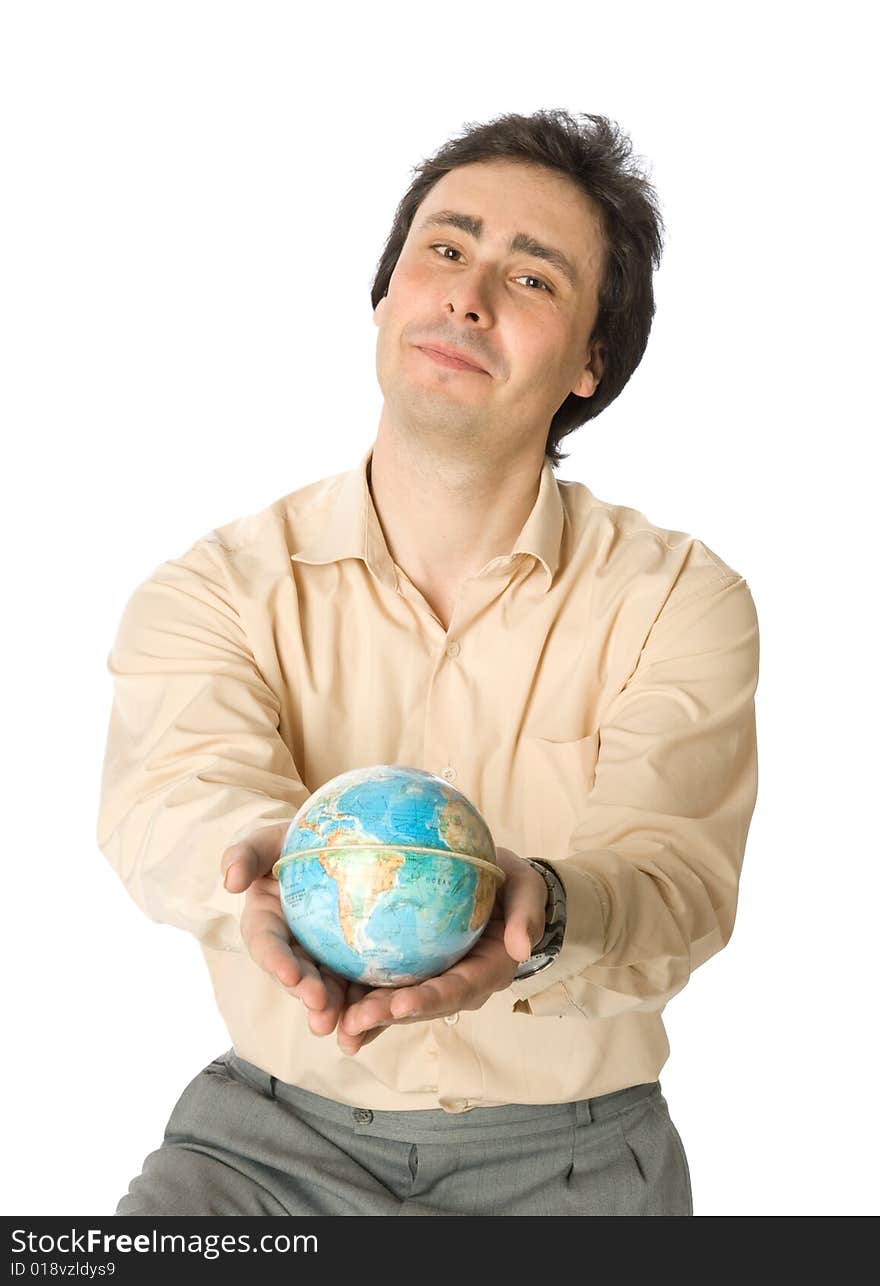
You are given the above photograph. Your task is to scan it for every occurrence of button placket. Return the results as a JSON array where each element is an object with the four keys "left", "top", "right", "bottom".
[{"left": 424, "top": 592, "right": 485, "bottom": 799}]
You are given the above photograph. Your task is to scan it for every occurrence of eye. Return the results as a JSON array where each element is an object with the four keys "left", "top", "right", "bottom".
[
  {"left": 513, "top": 273, "right": 552, "bottom": 293},
  {"left": 429, "top": 244, "right": 553, "bottom": 294}
]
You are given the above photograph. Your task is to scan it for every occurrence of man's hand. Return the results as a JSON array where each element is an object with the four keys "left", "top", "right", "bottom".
[
  {"left": 334, "top": 846, "right": 548, "bottom": 1056},
  {"left": 221, "top": 823, "right": 371, "bottom": 1038}
]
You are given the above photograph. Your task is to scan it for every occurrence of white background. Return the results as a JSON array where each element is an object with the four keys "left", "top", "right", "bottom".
[{"left": 2, "top": 1, "right": 876, "bottom": 1217}]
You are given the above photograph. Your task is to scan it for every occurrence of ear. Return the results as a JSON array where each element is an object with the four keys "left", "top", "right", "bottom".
[
  {"left": 571, "top": 339, "right": 605, "bottom": 399},
  {"left": 373, "top": 295, "right": 387, "bottom": 327}
]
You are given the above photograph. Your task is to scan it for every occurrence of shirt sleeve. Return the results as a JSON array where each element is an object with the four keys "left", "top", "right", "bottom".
[
  {"left": 95, "top": 534, "right": 309, "bottom": 954},
  {"left": 509, "top": 570, "right": 760, "bottom": 1018}
]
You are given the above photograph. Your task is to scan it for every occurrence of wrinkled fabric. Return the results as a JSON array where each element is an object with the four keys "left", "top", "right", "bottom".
[
  {"left": 97, "top": 443, "right": 759, "bottom": 1114},
  {"left": 116, "top": 1051, "right": 691, "bottom": 1216}
]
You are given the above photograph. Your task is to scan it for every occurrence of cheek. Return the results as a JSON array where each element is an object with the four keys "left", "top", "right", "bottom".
[
  {"left": 512, "top": 321, "right": 568, "bottom": 381},
  {"left": 389, "top": 258, "right": 441, "bottom": 305}
]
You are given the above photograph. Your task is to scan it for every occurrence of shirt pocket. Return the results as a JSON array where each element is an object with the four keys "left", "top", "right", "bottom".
[{"left": 518, "top": 732, "right": 601, "bottom": 858}]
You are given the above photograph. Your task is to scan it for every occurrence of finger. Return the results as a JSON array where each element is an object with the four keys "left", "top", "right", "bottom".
[
  {"left": 304, "top": 970, "right": 349, "bottom": 1036},
  {"left": 500, "top": 863, "right": 548, "bottom": 964},
  {"left": 341, "top": 921, "right": 524, "bottom": 1037},
  {"left": 273, "top": 949, "right": 338, "bottom": 1013},
  {"left": 240, "top": 886, "right": 336, "bottom": 1011},
  {"left": 335, "top": 980, "right": 385, "bottom": 1052},
  {"left": 390, "top": 977, "right": 472, "bottom": 1019},
  {"left": 337, "top": 1022, "right": 387, "bottom": 1057},
  {"left": 239, "top": 882, "right": 298, "bottom": 961},
  {"left": 337, "top": 1026, "right": 364, "bottom": 1055},
  {"left": 240, "top": 882, "right": 353, "bottom": 1021},
  {"left": 340, "top": 994, "right": 395, "bottom": 1034},
  {"left": 389, "top": 984, "right": 443, "bottom": 1018},
  {"left": 342, "top": 976, "right": 468, "bottom": 1034},
  {"left": 400, "top": 933, "right": 518, "bottom": 1015},
  {"left": 466, "top": 921, "right": 529, "bottom": 989},
  {"left": 221, "top": 820, "right": 292, "bottom": 892},
  {"left": 306, "top": 1005, "right": 342, "bottom": 1037},
  {"left": 244, "top": 920, "right": 319, "bottom": 1000},
  {"left": 339, "top": 978, "right": 415, "bottom": 1033},
  {"left": 306, "top": 994, "right": 347, "bottom": 1034}
]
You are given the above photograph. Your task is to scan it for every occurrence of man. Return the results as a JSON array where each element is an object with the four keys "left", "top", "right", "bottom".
[{"left": 97, "top": 110, "right": 759, "bottom": 1216}]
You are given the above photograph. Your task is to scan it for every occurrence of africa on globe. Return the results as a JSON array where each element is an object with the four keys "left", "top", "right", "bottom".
[{"left": 271, "top": 764, "right": 505, "bottom": 986}]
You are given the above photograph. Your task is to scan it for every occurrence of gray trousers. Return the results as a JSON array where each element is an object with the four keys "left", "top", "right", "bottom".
[{"left": 116, "top": 1049, "right": 693, "bottom": 1216}]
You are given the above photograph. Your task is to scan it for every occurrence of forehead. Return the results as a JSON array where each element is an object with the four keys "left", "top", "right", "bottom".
[{"left": 414, "top": 159, "right": 604, "bottom": 253}]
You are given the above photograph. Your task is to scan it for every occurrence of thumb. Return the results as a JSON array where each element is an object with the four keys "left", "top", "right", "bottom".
[
  {"left": 504, "top": 917, "right": 536, "bottom": 965},
  {"left": 221, "top": 820, "right": 293, "bottom": 893},
  {"left": 500, "top": 863, "right": 548, "bottom": 964}
]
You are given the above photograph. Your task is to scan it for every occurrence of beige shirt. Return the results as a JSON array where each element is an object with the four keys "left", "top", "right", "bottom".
[{"left": 96, "top": 443, "right": 760, "bottom": 1113}]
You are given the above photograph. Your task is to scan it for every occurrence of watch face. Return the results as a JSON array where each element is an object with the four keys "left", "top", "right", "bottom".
[{"left": 514, "top": 950, "right": 554, "bottom": 979}]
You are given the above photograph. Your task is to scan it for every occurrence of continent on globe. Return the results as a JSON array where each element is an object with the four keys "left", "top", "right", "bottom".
[{"left": 320, "top": 849, "right": 404, "bottom": 954}]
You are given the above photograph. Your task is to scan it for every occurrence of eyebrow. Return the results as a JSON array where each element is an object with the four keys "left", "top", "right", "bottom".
[{"left": 416, "top": 209, "right": 579, "bottom": 290}]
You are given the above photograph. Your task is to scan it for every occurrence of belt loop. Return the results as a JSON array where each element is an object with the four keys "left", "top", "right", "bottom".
[
  {"left": 575, "top": 1098, "right": 593, "bottom": 1125},
  {"left": 268, "top": 1075, "right": 278, "bottom": 1099}
]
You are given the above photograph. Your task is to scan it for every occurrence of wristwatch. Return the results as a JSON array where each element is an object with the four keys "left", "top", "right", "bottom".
[{"left": 514, "top": 859, "right": 567, "bottom": 980}]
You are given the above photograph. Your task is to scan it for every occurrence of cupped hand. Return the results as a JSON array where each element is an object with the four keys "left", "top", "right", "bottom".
[{"left": 221, "top": 822, "right": 370, "bottom": 1036}]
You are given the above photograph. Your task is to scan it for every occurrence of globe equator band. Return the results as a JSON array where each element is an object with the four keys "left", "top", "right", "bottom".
[{"left": 271, "top": 845, "right": 506, "bottom": 884}]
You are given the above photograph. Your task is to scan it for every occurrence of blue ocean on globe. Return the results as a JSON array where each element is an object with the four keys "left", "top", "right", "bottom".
[{"left": 272, "top": 764, "right": 504, "bottom": 986}]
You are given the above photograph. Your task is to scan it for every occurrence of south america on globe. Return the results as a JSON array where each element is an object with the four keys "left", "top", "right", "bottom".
[{"left": 271, "top": 764, "right": 505, "bottom": 986}]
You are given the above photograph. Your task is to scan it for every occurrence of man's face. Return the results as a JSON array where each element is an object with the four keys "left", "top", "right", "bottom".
[{"left": 373, "top": 158, "right": 606, "bottom": 459}]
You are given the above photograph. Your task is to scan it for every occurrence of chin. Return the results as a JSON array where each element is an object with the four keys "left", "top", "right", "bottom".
[{"left": 405, "top": 414, "right": 492, "bottom": 448}]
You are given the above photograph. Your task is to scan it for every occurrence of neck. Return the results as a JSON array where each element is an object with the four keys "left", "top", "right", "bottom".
[{"left": 368, "top": 411, "right": 545, "bottom": 593}]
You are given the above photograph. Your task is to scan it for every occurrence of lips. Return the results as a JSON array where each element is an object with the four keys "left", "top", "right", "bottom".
[{"left": 416, "top": 343, "right": 489, "bottom": 374}]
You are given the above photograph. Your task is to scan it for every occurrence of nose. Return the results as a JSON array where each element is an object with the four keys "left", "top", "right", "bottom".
[{"left": 443, "top": 264, "right": 496, "bottom": 326}]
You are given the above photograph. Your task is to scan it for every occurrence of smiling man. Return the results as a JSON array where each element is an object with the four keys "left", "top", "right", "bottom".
[
  {"left": 98, "top": 110, "right": 760, "bottom": 1217},
  {"left": 368, "top": 160, "right": 605, "bottom": 632}
]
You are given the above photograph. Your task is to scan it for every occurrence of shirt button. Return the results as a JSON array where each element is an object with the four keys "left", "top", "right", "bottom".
[
  {"left": 441, "top": 767, "right": 456, "bottom": 782},
  {"left": 352, "top": 1108, "right": 373, "bottom": 1124},
  {"left": 446, "top": 641, "right": 461, "bottom": 658},
  {"left": 443, "top": 1013, "right": 459, "bottom": 1025}
]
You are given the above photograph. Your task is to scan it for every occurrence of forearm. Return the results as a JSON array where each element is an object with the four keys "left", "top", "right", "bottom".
[
  {"left": 509, "top": 834, "right": 743, "bottom": 1017},
  {"left": 96, "top": 536, "right": 308, "bottom": 951},
  {"left": 509, "top": 573, "right": 760, "bottom": 1019}
]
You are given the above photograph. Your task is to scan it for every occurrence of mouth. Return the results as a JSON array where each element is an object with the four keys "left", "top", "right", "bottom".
[{"left": 416, "top": 345, "right": 489, "bottom": 374}]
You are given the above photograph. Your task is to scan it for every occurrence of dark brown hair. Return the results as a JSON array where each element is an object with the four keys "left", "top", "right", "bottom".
[{"left": 370, "top": 109, "right": 665, "bottom": 468}]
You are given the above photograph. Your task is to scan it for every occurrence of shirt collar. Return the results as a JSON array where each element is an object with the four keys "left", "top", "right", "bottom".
[{"left": 291, "top": 443, "right": 564, "bottom": 593}]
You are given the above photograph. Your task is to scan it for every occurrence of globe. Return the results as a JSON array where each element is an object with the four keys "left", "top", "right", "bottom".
[{"left": 271, "top": 764, "right": 505, "bottom": 986}]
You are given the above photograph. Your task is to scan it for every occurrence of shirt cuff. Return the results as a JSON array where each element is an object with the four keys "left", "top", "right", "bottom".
[{"left": 508, "top": 860, "right": 609, "bottom": 1012}]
